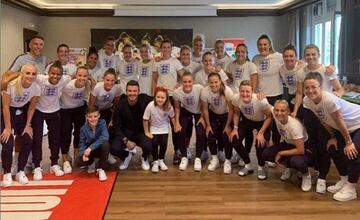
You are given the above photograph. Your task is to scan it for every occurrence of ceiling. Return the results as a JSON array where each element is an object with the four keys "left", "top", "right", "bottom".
[
  {"left": 3, "top": 0, "right": 318, "bottom": 16},
  {"left": 25, "top": 0, "right": 297, "bottom": 9}
]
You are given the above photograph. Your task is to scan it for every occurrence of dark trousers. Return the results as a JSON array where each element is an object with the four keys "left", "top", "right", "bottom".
[
  {"left": 303, "top": 108, "right": 347, "bottom": 179},
  {"left": 111, "top": 132, "right": 152, "bottom": 160},
  {"left": 32, "top": 110, "right": 61, "bottom": 167},
  {"left": 169, "top": 97, "right": 179, "bottom": 152},
  {"left": 262, "top": 142, "right": 313, "bottom": 174},
  {"left": 100, "top": 108, "right": 112, "bottom": 125},
  {"left": 152, "top": 134, "right": 168, "bottom": 160},
  {"left": 1, "top": 105, "right": 32, "bottom": 173},
  {"left": 78, "top": 142, "right": 110, "bottom": 170},
  {"left": 267, "top": 95, "right": 282, "bottom": 144},
  {"left": 230, "top": 117, "right": 270, "bottom": 166},
  {"left": 335, "top": 129, "right": 360, "bottom": 183},
  {"left": 178, "top": 108, "right": 206, "bottom": 158},
  {"left": 60, "top": 105, "right": 86, "bottom": 154},
  {"left": 208, "top": 111, "right": 230, "bottom": 156}
]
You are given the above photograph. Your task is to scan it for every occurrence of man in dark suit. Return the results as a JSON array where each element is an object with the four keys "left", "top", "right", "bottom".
[{"left": 111, "top": 80, "right": 152, "bottom": 170}]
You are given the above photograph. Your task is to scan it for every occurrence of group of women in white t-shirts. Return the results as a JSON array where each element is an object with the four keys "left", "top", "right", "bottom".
[{"left": 1, "top": 34, "right": 359, "bottom": 202}]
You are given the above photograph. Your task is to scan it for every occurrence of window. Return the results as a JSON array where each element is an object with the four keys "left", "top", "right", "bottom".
[{"left": 334, "top": 13, "right": 342, "bottom": 70}]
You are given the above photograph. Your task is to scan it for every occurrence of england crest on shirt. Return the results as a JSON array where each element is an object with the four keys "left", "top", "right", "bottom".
[
  {"left": 183, "top": 96, "right": 195, "bottom": 106},
  {"left": 285, "top": 73, "right": 296, "bottom": 87},
  {"left": 243, "top": 106, "right": 254, "bottom": 115},
  {"left": 125, "top": 64, "right": 134, "bottom": 75},
  {"left": 279, "top": 128, "right": 287, "bottom": 137},
  {"left": 104, "top": 58, "right": 113, "bottom": 68},
  {"left": 140, "top": 66, "right": 149, "bottom": 77},
  {"left": 63, "top": 68, "right": 69, "bottom": 76},
  {"left": 259, "top": 59, "right": 270, "bottom": 72},
  {"left": 102, "top": 93, "right": 112, "bottom": 102},
  {"left": 14, "top": 91, "right": 30, "bottom": 103},
  {"left": 315, "top": 107, "right": 327, "bottom": 121},
  {"left": 43, "top": 86, "right": 57, "bottom": 96},
  {"left": 235, "top": 68, "right": 243, "bottom": 80},
  {"left": 160, "top": 64, "right": 170, "bottom": 75},
  {"left": 72, "top": 91, "right": 84, "bottom": 100},
  {"left": 212, "top": 96, "right": 222, "bottom": 106}
]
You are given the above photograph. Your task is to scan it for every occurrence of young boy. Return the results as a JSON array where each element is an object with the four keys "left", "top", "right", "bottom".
[{"left": 79, "top": 106, "right": 110, "bottom": 181}]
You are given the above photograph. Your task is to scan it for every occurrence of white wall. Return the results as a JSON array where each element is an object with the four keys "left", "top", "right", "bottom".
[
  {"left": 39, "top": 16, "right": 289, "bottom": 61},
  {"left": 1, "top": 4, "right": 289, "bottom": 71},
  {"left": 1, "top": 4, "right": 39, "bottom": 73}
]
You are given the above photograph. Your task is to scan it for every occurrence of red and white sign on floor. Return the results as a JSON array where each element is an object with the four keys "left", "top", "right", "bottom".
[{"left": 1, "top": 172, "right": 117, "bottom": 220}]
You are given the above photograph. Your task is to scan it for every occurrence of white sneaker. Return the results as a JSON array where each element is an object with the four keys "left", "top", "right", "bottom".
[
  {"left": 87, "top": 161, "right": 96, "bottom": 173},
  {"left": 316, "top": 178, "right": 327, "bottom": 194},
  {"left": 230, "top": 149, "right": 240, "bottom": 164},
  {"left": 63, "top": 161, "right": 72, "bottom": 174},
  {"left": 208, "top": 155, "right": 220, "bottom": 172},
  {"left": 327, "top": 177, "right": 347, "bottom": 194},
  {"left": 333, "top": 182, "right": 357, "bottom": 202},
  {"left": 179, "top": 157, "right": 189, "bottom": 171},
  {"left": 302, "top": 173, "right": 312, "bottom": 192},
  {"left": 223, "top": 159, "right": 232, "bottom": 174},
  {"left": 33, "top": 167, "right": 43, "bottom": 181},
  {"left": 257, "top": 168, "right": 267, "bottom": 180},
  {"left": 238, "top": 158, "right": 245, "bottom": 167},
  {"left": 97, "top": 168, "right": 107, "bottom": 181},
  {"left": 194, "top": 157, "right": 202, "bottom": 172},
  {"left": 141, "top": 157, "right": 150, "bottom": 171},
  {"left": 186, "top": 148, "right": 192, "bottom": 160},
  {"left": 2, "top": 173, "right": 13, "bottom": 187},
  {"left": 119, "top": 153, "right": 133, "bottom": 170},
  {"left": 50, "top": 165, "right": 65, "bottom": 176},
  {"left": 16, "top": 171, "right": 29, "bottom": 185},
  {"left": 200, "top": 150, "right": 209, "bottom": 162},
  {"left": 107, "top": 154, "right": 117, "bottom": 165},
  {"left": 217, "top": 151, "right": 225, "bottom": 162},
  {"left": 266, "top": 161, "right": 277, "bottom": 168},
  {"left": 151, "top": 160, "right": 159, "bottom": 173},
  {"left": 158, "top": 159, "right": 168, "bottom": 171},
  {"left": 280, "top": 168, "right": 292, "bottom": 181},
  {"left": 238, "top": 166, "right": 254, "bottom": 176}
]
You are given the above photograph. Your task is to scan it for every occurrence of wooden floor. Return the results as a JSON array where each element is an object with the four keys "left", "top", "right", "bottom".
[
  {"left": 4, "top": 133, "right": 359, "bottom": 219},
  {"left": 104, "top": 153, "right": 360, "bottom": 220}
]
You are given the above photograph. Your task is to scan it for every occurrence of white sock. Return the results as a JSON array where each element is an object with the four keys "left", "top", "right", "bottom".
[
  {"left": 245, "top": 164, "right": 251, "bottom": 169},
  {"left": 258, "top": 166, "right": 264, "bottom": 171},
  {"left": 340, "top": 175, "right": 348, "bottom": 181}
]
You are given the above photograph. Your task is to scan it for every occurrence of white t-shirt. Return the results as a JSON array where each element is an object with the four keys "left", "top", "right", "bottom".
[
  {"left": 45, "top": 62, "right": 77, "bottom": 76},
  {"left": 143, "top": 101, "right": 175, "bottom": 134},
  {"left": 137, "top": 60, "right": 156, "bottom": 96},
  {"left": 200, "top": 85, "right": 233, "bottom": 115},
  {"left": 192, "top": 53, "right": 203, "bottom": 64},
  {"left": 117, "top": 59, "right": 138, "bottom": 83},
  {"left": 155, "top": 57, "right": 183, "bottom": 96},
  {"left": 5, "top": 82, "right": 41, "bottom": 108},
  {"left": 303, "top": 91, "right": 360, "bottom": 133},
  {"left": 194, "top": 69, "right": 229, "bottom": 86},
  {"left": 226, "top": 61, "right": 257, "bottom": 93},
  {"left": 182, "top": 61, "right": 202, "bottom": 77},
  {"left": 35, "top": 75, "right": 71, "bottom": 113},
  {"left": 98, "top": 52, "right": 120, "bottom": 73},
  {"left": 216, "top": 55, "right": 233, "bottom": 71},
  {"left": 252, "top": 52, "right": 283, "bottom": 96},
  {"left": 173, "top": 84, "right": 203, "bottom": 114},
  {"left": 303, "top": 64, "right": 338, "bottom": 93},
  {"left": 279, "top": 63, "right": 305, "bottom": 95},
  {"left": 91, "top": 82, "right": 123, "bottom": 110},
  {"left": 272, "top": 110, "right": 308, "bottom": 145},
  {"left": 232, "top": 93, "right": 270, "bottom": 122},
  {"left": 88, "top": 66, "right": 104, "bottom": 82},
  {"left": 60, "top": 79, "right": 86, "bottom": 109}
]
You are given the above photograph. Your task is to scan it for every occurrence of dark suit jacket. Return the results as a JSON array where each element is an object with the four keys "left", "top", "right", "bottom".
[{"left": 112, "top": 94, "right": 152, "bottom": 140}]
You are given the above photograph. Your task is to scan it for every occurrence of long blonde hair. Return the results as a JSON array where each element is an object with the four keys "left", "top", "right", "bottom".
[{"left": 10, "top": 63, "right": 37, "bottom": 97}]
